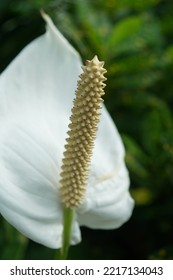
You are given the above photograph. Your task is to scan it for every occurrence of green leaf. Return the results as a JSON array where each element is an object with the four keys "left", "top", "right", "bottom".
[
  {"left": 141, "top": 97, "right": 173, "bottom": 153},
  {"left": 0, "top": 218, "right": 28, "bottom": 259},
  {"left": 122, "top": 135, "right": 149, "bottom": 180},
  {"left": 107, "top": 14, "right": 163, "bottom": 56}
]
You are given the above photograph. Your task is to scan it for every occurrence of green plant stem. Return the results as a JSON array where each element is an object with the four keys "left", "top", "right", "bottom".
[{"left": 60, "top": 206, "right": 74, "bottom": 260}]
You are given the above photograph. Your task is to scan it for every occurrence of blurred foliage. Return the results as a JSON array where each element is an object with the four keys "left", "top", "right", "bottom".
[{"left": 0, "top": 0, "right": 173, "bottom": 259}]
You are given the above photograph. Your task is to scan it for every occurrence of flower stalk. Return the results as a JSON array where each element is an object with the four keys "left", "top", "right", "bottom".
[{"left": 60, "top": 207, "right": 74, "bottom": 259}]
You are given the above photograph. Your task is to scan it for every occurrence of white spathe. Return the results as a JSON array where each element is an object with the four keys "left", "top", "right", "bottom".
[{"left": 0, "top": 13, "right": 134, "bottom": 249}]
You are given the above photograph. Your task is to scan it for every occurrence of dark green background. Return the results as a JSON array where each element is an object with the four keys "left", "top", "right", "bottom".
[{"left": 0, "top": 0, "right": 173, "bottom": 260}]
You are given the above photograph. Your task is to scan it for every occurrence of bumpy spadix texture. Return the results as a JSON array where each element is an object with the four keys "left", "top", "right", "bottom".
[{"left": 60, "top": 56, "right": 107, "bottom": 208}]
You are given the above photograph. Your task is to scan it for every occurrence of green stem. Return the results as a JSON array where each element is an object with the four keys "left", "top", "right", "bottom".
[{"left": 60, "top": 207, "right": 74, "bottom": 260}]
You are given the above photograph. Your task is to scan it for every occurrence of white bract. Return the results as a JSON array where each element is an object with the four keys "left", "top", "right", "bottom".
[{"left": 0, "top": 13, "right": 134, "bottom": 249}]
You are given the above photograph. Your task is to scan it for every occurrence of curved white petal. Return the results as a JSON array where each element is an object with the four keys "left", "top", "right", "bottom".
[{"left": 0, "top": 15, "right": 82, "bottom": 248}]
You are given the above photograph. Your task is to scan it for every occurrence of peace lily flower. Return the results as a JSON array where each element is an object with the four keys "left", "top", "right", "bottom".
[{"left": 0, "top": 13, "right": 134, "bottom": 251}]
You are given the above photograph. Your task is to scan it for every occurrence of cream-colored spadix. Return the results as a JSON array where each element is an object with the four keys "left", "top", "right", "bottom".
[{"left": 60, "top": 56, "right": 107, "bottom": 208}]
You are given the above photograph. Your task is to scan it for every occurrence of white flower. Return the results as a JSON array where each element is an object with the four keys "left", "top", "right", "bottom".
[{"left": 0, "top": 13, "right": 134, "bottom": 249}]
